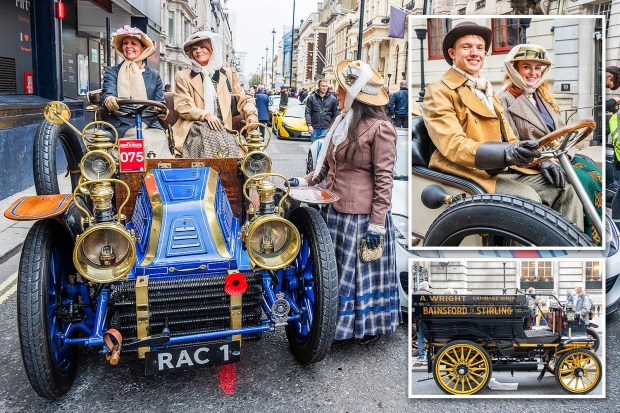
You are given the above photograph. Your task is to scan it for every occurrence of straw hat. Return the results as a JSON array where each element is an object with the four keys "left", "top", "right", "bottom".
[
  {"left": 112, "top": 25, "right": 153, "bottom": 54},
  {"left": 508, "top": 44, "right": 552, "bottom": 66},
  {"left": 335, "top": 60, "right": 389, "bottom": 106},
  {"left": 442, "top": 21, "right": 492, "bottom": 65}
]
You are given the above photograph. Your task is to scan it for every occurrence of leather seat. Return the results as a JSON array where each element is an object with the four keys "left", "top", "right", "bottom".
[{"left": 410, "top": 116, "right": 485, "bottom": 195}]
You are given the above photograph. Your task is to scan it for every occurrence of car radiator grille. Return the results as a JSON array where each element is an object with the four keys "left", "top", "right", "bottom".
[{"left": 108, "top": 272, "right": 263, "bottom": 348}]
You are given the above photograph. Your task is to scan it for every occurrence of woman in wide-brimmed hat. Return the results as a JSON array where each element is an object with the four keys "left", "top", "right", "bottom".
[
  {"left": 101, "top": 25, "right": 172, "bottom": 158},
  {"left": 173, "top": 31, "right": 258, "bottom": 157},
  {"left": 291, "top": 60, "right": 400, "bottom": 345},
  {"left": 498, "top": 44, "right": 602, "bottom": 243}
]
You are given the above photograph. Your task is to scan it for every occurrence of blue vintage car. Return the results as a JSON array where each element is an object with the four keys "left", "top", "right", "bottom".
[{"left": 5, "top": 100, "right": 339, "bottom": 399}]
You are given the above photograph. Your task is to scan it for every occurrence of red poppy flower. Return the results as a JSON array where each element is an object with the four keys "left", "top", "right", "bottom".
[{"left": 224, "top": 272, "right": 248, "bottom": 296}]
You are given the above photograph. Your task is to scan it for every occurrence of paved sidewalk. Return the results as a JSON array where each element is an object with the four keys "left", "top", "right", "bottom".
[{"left": 0, "top": 174, "right": 71, "bottom": 264}]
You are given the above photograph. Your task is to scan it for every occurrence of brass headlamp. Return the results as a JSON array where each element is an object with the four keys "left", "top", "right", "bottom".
[
  {"left": 242, "top": 173, "right": 300, "bottom": 270},
  {"left": 238, "top": 124, "right": 272, "bottom": 179},
  {"left": 564, "top": 301, "right": 575, "bottom": 322}
]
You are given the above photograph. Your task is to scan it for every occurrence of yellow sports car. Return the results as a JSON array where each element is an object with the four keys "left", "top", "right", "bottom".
[{"left": 272, "top": 104, "right": 311, "bottom": 139}]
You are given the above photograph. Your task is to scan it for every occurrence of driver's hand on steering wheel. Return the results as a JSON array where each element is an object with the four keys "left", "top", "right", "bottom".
[
  {"left": 158, "top": 108, "right": 169, "bottom": 120},
  {"left": 104, "top": 96, "right": 120, "bottom": 112},
  {"left": 203, "top": 113, "right": 224, "bottom": 131},
  {"left": 246, "top": 114, "right": 259, "bottom": 131}
]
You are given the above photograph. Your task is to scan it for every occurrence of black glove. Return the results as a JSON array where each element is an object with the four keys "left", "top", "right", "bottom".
[
  {"left": 288, "top": 178, "right": 299, "bottom": 187},
  {"left": 365, "top": 230, "right": 382, "bottom": 249},
  {"left": 539, "top": 160, "right": 566, "bottom": 188},
  {"left": 475, "top": 140, "right": 540, "bottom": 170}
]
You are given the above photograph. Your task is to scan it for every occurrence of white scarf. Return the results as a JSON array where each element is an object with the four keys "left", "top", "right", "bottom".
[
  {"left": 501, "top": 44, "right": 551, "bottom": 97},
  {"left": 313, "top": 61, "right": 374, "bottom": 180},
  {"left": 117, "top": 44, "right": 154, "bottom": 99},
  {"left": 452, "top": 65, "right": 495, "bottom": 112},
  {"left": 193, "top": 64, "right": 218, "bottom": 115}
]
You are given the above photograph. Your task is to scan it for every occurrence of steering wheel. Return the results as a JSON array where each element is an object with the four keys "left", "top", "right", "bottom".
[
  {"left": 528, "top": 120, "right": 596, "bottom": 166},
  {"left": 115, "top": 99, "right": 168, "bottom": 119}
]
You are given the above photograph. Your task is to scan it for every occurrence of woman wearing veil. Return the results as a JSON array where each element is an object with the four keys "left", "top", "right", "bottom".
[
  {"left": 102, "top": 25, "right": 172, "bottom": 158},
  {"left": 173, "top": 31, "right": 258, "bottom": 157},
  {"left": 291, "top": 60, "right": 400, "bottom": 345}
]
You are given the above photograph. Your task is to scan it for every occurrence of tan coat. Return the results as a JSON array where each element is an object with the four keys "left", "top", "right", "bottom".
[
  {"left": 423, "top": 68, "right": 538, "bottom": 193},
  {"left": 498, "top": 91, "right": 564, "bottom": 142},
  {"left": 172, "top": 67, "right": 257, "bottom": 153},
  {"left": 303, "top": 118, "right": 396, "bottom": 226}
]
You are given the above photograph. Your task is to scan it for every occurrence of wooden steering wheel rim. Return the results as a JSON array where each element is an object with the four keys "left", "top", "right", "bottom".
[
  {"left": 115, "top": 99, "right": 168, "bottom": 117},
  {"left": 528, "top": 120, "right": 596, "bottom": 166}
]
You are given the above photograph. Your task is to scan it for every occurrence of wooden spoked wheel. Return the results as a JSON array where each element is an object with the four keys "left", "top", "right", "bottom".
[
  {"left": 432, "top": 340, "right": 491, "bottom": 395},
  {"left": 555, "top": 349, "right": 602, "bottom": 394}
]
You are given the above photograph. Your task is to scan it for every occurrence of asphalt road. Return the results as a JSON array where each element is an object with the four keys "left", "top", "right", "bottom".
[{"left": 0, "top": 137, "right": 618, "bottom": 412}]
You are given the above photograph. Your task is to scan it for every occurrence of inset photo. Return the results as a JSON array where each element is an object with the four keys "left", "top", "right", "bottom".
[
  {"left": 409, "top": 259, "right": 605, "bottom": 398},
  {"left": 409, "top": 16, "right": 605, "bottom": 250}
]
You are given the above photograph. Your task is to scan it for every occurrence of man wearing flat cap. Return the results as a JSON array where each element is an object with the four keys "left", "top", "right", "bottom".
[{"left": 422, "top": 21, "right": 583, "bottom": 229}]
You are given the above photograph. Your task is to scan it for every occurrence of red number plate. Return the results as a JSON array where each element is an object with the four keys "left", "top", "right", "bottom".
[{"left": 119, "top": 139, "right": 145, "bottom": 172}]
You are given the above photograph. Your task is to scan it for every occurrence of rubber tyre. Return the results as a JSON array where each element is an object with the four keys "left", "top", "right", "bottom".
[
  {"left": 424, "top": 194, "right": 594, "bottom": 247},
  {"left": 18, "top": 220, "right": 78, "bottom": 399},
  {"left": 33, "top": 120, "right": 84, "bottom": 195},
  {"left": 586, "top": 327, "right": 601, "bottom": 352},
  {"left": 432, "top": 340, "right": 492, "bottom": 395},
  {"left": 554, "top": 349, "right": 602, "bottom": 394},
  {"left": 285, "top": 207, "right": 338, "bottom": 364}
]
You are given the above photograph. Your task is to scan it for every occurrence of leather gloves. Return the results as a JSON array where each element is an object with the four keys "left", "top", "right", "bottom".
[
  {"left": 539, "top": 160, "right": 566, "bottom": 188},
  {"left": 365, "top": 230, "right": 383, "bottom": 249},
  {"left": 288, "top": 178, "right": 299, "bottom": 187},
  {"left": 203, "top": 113, "right": 224, "bottom": 131},
  {"left": 475, "top": 140, "right": 540, "bottom": 170},
  {"left": 104, "top": 96, "right": 120, "bottom": 112}
]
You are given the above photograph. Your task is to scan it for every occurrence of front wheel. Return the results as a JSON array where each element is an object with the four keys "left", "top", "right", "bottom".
[
  {"left": 554, "top": 349, "right": 602, "bottom": 394},
  {"left": 285, "top": 207, "right": 338, "bottom": 364},
  {"left": 18, "top": 220, "right": 78, "bottom": 399},
  {"left": 432, "top": 340, "right": 492, "bottom": 395},
  {"left": 424, "top": 194, "right": 594, "bottom": 247}
]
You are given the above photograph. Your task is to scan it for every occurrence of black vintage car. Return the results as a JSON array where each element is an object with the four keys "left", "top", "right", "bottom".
[{"left": 411, "top": 294, "right": 601, "bottom": 395}]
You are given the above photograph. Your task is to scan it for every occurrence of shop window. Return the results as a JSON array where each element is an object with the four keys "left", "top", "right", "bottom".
[
  {"left": 492, "top": 18, "right": 521, "bottom": 54},
  {"left": 428, "top": 19, "right": 451, "bottom": 60}
]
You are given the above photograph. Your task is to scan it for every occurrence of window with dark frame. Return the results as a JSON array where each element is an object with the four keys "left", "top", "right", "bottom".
[
  {"left": 520, "top": 261, "right": 553, "bottom": 282},
  {"left": 428, "top": 19, "right": 452, "bottom": 60},
  {"left": 492, "top": 18, "right": 521, "bottom": 54},
  {"left": 585, "top": 261, "right": 602, "bottom": 282}
]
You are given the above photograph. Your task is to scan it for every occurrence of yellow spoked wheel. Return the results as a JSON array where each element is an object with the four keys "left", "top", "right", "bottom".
[
  {"left": 432, "top": 340, "right": 491, "bottom": 395},
  {"left": 554, "top": 349, "right": 602, "bottom": 394}
]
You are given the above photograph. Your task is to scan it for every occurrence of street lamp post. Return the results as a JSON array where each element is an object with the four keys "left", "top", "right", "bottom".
[
  {"left": 261, "top": 57, "right": 265, "bottom": 85},
  {"left": 271, "top": 28, "right": 276, "bottom": 89},
  {"left": 414, "top": 22, "right": 428, "bottom": 103},
  {"left": 290, "top": 0, "right": 296, "bottom": 88},
  {"left": 502, "top": 262, "right": 507, "bottom": 295},
  {"left": 357, "top": 0, "right": 365, "bottom": 60},
  {"left": 265, "top": 47, "right": 269, "bottom": 86}
]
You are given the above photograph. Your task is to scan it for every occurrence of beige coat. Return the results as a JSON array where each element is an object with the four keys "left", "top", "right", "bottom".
[
  {"left": 172, "top": 67, "right": 257, "bottom": 153},
  {"left": 303, "top": 118, "right": 396, "bottom": 226},
  {"left": 423, "top": 68, "right": 538, "bottom": 193}
]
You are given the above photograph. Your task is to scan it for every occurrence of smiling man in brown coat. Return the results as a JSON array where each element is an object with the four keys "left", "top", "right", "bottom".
[{"left": 422, "top": 21, "right": 583, "bottom": 230}]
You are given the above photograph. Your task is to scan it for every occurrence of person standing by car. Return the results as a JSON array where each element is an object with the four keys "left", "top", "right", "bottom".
[
  {"left": 255, "top": 86, "right": 270, "bottom": 138},
  {"left": 279, "top": 86, "right": 289, "bottom": 111},
  {"left": 305, "top": 79, "right": 340, "bottom": 143},
  {"left": 101, "top": 25, "right": 171, "bottom": 158},
  {"left": 413, "top": 281, "right": 432, "bottom": 364},
  {"left": 291, "top": 60, "right": 399, "bottom": 346},
  {"left": 173, "top": 31, "right": 258, "bottom": 157},
  {"left": 574, "top": 284, "right": 592, "bottom": 326},
  {"left": 498, "top": 44, "right": 602, "bottom": 243},
  {"left": 387, "top": 80, "right": 409, "bottom": 128},
  {"left": 423, "top": 21, "right": 583, "bottom": 230}
]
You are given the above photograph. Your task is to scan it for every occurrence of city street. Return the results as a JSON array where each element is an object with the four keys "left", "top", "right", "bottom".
[{"left": 0, "top": 139, "right": 618, "bottom": 411}]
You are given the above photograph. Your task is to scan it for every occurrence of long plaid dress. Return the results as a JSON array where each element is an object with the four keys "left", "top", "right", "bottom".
[{"left": 324, "top": 204, "right": 400, "bottom": 340}]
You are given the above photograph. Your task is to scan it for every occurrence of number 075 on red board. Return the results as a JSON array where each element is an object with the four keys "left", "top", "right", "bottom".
[{"left": 119, "top": 139, "right": 145, "bottom": 172}]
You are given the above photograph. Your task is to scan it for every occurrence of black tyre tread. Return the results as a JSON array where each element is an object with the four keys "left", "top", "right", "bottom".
[
  {"left": 33, "top": 120, "right": 84, "bottom": 195},
  {"left": 424, "top": 194, "right": 594, "bottom": 247},
  {"left": 554, "top": 349, "right": 602, "bottom": 394},
  {"left": 286, "top": 207, "right": 338, "bottom": 364},
  {"left": 18, "top": 220, "right": 76, "bottom": 399},
  {"left": 587, "top": 327, "right": 601, "bottom": 352}
]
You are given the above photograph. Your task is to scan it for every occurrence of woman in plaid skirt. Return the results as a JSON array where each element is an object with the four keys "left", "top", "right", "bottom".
[{"left": 291, "top": 60, "right": 400, "bottom": 345}]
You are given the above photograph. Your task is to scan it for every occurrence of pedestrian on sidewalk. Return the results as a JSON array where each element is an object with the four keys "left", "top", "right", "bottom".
[
  {"left": 413, "top": 281, "right": 432, "bottom": 364},
  {"left": 387, "top": 80, "right": 409, "bottom": 128},
  {"left": 255, "top": 86, "right": 270, "bottom": 138},
  {"left": 291, "top": 60, "right": 399, "bottom": 347},
  {"left": 102, "top": 25, "right": 171, "bottom": 158},
  {"left": 279, "top": 86, "right": 289, "bottom": 111},
  {"left": 305, "top": 79, "right": 340, "bottom": 142}
]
